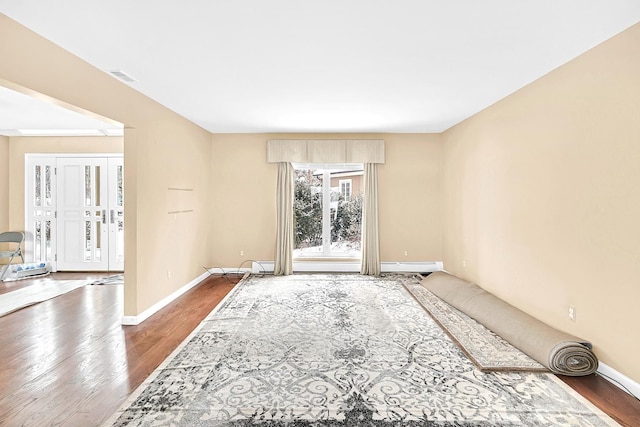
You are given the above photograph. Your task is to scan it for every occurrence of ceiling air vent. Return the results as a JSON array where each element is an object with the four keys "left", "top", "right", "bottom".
[{"left": 109, "top": 70, "right": 137, "bottom": 83}]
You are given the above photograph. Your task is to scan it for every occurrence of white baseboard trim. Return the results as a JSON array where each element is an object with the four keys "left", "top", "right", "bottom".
[
  {"left": 203, "top": 266, "right": 253, "bottom": 275},
  {"left": 121, "top": 271, "right": 210, "bottom": 326},
  {"left": 382, "top": 261, "right": 443, "bottom": 273},
  {"left": 252, "top": 261, "right": 443, "bottom": 274},
  {"left": 597, "top": 361, "right": 640, "bottom": 399}
]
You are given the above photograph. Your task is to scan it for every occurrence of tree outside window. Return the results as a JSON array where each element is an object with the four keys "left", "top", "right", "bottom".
[{"left": 293, "top": 166, "right": 362, "bottom": 258}]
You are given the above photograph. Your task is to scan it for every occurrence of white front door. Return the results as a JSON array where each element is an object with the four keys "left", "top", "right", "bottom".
[
  {"left": 57, "top": 158, "right": 109, "bottom": 270},
  {"left": 25, "top": 155, "right": 124, "bottom": 271}
]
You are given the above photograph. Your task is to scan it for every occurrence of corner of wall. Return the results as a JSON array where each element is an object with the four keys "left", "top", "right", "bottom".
[{"left": 0, "top": 135, "right": 9, "bottom": 230}]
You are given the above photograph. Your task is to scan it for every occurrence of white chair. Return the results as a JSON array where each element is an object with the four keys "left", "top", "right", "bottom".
[{"left": 0, "top": 231, "right": 25, "bottom": 281}]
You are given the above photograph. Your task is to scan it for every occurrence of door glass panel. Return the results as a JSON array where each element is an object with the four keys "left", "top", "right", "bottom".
[
  {"left": 45, "top": 166, "right": 52, "bottom": 206},
  {"left": 85, "top": 166, "right": 92, "bottom": 206},
  {"left": 85, "top": 220, "right": 92, "bottom": 261},
  {"left": 112, "top": 161, "right": 125, "bottom": 267},
  {"left": 95, "top": 166, "right": 101, "bottom": 206},
  {"left": 35, "top": 166, "right": 41, "bottom": 207},
  {"left": 45, "top": 220, "right": 52, "bottom": 261},
  {"left": 117, "top": 165, "right": 124, "bottom": 207},
  {"left": 116, "top": 219, "right": 124, "bottom": 262},
  {"left": 95, "top": 221, "right": 102, "bottom": 262},
  {"left": 34, "top": 221, "right": 41, "bottom": 261}
]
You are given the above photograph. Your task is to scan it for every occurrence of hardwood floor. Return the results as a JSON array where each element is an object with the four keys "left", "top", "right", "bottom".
[
  {"left": 560, "top": 374, "right": 640, "bottom": 426},
  {"left": 0, "top": 272, "right": 240, "bottom": 426},
  {"left": 0, "top": 271, "right": 114, "bottom": 295},
  {"left": 0, "top": 272, "right": 638, "bottom": 426}
]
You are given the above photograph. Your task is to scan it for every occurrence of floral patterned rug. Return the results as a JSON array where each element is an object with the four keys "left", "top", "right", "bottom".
[
  {"left": 403, "top": 281, "right": 547, "bottom": 372},
  {"left": 104, "top": 274, "right": 617, "bottom": 426}
]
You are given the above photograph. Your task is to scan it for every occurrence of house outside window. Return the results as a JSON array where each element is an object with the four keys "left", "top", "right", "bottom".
[{"left": 339, "top": 179, "right": 352, "bottom": 200}]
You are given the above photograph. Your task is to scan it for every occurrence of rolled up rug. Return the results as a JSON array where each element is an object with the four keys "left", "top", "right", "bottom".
[
  {"left": 421, "top": 271, "right": 598, "bottom": 376},
  {"left": 549, "top": 341, "right": 598, "bottom": 375}
]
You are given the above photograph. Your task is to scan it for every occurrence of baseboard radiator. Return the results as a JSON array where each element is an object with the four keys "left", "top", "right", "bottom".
[{"left": 252, "top": 261, "right": 443, "bottom": 274}]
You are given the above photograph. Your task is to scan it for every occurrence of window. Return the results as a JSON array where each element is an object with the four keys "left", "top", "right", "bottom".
[
  {"left": 339, "top": 179, "right": 352, "bottom": 200},
  {"left": 293, "top": 163, "right": 363, "bottom": 258}
]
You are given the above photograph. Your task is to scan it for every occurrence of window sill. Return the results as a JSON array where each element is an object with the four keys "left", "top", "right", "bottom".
[{"left": 293, "top": 257, "right": 361, "bottom": 263}]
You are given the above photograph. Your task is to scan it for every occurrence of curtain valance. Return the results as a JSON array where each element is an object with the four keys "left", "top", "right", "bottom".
[{"left": 267, "top": 139, "right": 385, "bottom": 164}]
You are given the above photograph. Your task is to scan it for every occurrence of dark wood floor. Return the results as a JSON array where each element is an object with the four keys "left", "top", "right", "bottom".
[
  {"left": 0, "top": 273, "right": 638, "bottom": 426},
  {"left": 0, "top": 272, "right": 240, "bottom": 426}
]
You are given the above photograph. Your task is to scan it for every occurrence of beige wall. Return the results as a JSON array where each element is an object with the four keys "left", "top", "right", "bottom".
[
  {"left": 442, "top": 23, "right": 640, "bottom": 382},
  {"left": 7, "top": 136, "right": 123, "bottom": 232},
  {"left": 0, "top": 135, "right": 8, "bottom": 231},
  {"left": 0, "top": 14, "right": 213, "bottom": 317},
  {"left": 211, "top": 133, "right": 443, "bottom": 267}
]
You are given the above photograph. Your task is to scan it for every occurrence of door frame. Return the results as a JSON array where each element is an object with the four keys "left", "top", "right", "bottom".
[{"left": 24, "top": 153, "right": 124, "bottom": 272}]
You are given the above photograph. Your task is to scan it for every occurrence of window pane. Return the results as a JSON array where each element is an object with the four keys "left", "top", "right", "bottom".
[
  {"left": 293, "top": 165, "right": 363, "bottom": 258},
  {"left": 293, "top": 169, "right": 323, "bottom": 256},
  {"left": 330, "top": 192, "right": 362, "bottom": 256}
]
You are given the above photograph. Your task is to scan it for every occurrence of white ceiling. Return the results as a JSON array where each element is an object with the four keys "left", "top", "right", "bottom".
[
  {"left": 0, "top": 85, "right": 122, "bottom": 136},
  {"left": 1, "top": 1, "right": 640, "bottom": 134}
]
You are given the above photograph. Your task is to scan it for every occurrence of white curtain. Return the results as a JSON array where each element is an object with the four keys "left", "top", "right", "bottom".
[
  {"left": 360, "top": 163, "right": 381, "bottom": 276},
  {"left": 274, "top": 162, "right": 294, "bottom": 275},
  {"left": 268, "top": 140, "right": 384, "bottom": 276}
]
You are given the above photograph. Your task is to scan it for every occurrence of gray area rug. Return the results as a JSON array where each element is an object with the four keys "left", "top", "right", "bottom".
[
  {"left": 90, "top": 274, "right": 124, "bottom": 285},
  {"left": 104, "top": 274, "right": 617, "bottom": 426},
  {"left": 403, "top": 281, "right": 547, "bottom": 372}
]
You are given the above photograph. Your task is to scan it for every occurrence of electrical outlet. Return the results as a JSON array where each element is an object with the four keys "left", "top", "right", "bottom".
[
  {"left": 240, "top": 250, "right": 244, "bottom": 256},
  {"left": 167, "top": 270, "right": 171, "bottom": 279},
  {"left": 403, "top": 250, "right": 408, "bottom": 257},
  {"left": 462, "top": 260, "right": 466, "bottom": 268},
  {"left": 568, "top": 305, "right": 576, "bottom": 322}
]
